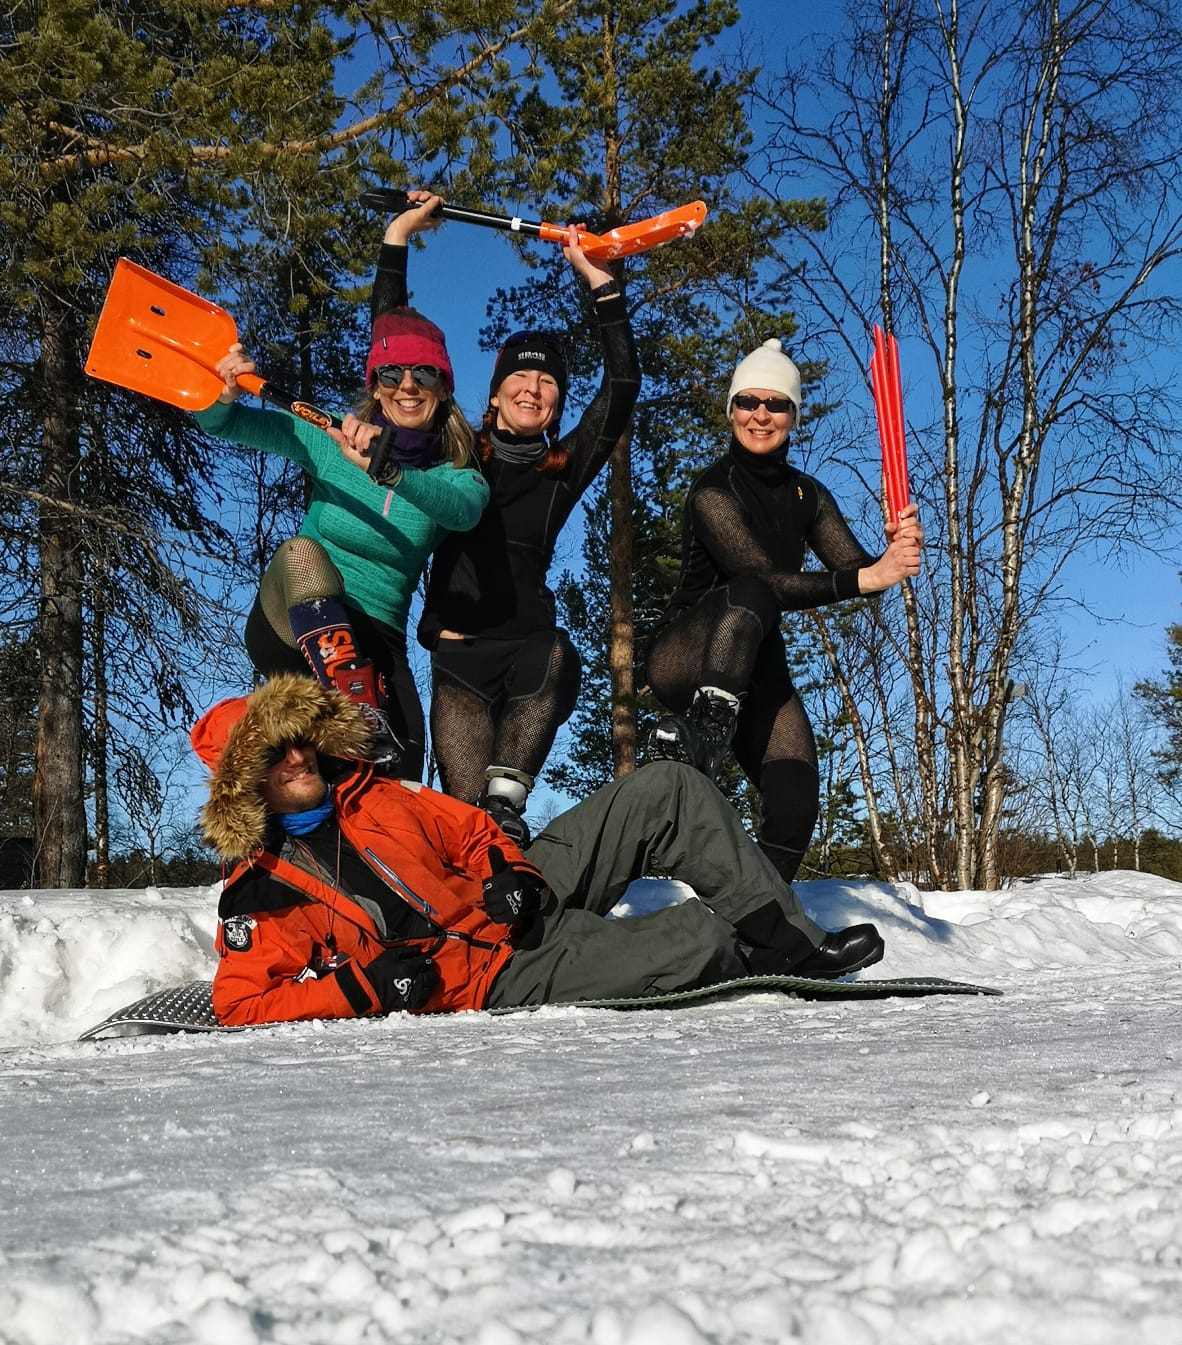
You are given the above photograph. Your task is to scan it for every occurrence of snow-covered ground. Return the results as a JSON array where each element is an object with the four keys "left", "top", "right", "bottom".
[{"left": 2, "top": 869, "right": 1180, "bottom": 1345}]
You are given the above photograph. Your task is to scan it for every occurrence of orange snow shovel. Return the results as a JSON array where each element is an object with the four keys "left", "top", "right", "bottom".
[
  {"left": 84, "top": 258, "right": 342, "bottom": 429},
  {"left": 360, "top": 188, "right": 708, "bottom": 262}
]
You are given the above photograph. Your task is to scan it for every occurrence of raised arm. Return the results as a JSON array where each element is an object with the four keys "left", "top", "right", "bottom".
[
  {"left": 557, "top": 226, "right": 642, "bottom": 495},
  {"left": 371, "top": 189, "right": 444, "bottom": 322}
]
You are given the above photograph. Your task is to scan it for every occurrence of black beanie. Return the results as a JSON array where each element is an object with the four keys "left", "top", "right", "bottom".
[{"left": 489, "top": 331, "right": 569, "bottom": 420}]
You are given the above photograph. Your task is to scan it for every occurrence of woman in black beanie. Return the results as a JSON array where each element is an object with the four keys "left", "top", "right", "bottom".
[{"left": 369, "top": 192, "right": 641, "bottom": 842}]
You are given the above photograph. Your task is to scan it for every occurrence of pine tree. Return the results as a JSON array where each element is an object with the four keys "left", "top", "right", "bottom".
[
  {"left": 1, "top": 0, "right": 558, "bottom": 883},
  {"left": 1135, "top": 593, "right": 1182, "bottom": 790}
]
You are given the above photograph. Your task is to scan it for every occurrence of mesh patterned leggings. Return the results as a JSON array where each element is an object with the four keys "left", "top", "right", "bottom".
[
  {"left": 645, "top": 575, "right": 819, "bottom": 882},
  {"left": 429, "top": 628, "right": 582, "bottom": 804},
  {"left": 243, "top": 535, "right": 426, "bottom": 779}
]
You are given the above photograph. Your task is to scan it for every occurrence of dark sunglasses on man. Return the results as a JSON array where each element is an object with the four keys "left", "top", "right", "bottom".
[
  {"left": 374, "top": 364, "right": 446, "bottom": 391},
  {"left": 263, "top": 739, "right": 314, "bottom": 769}
]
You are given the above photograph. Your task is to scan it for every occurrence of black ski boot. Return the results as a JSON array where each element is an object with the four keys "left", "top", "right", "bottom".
[
  {"left": 478, "top": 767, "right": 533, "bottom": 847},
  {"left": 647, "top": 686, "right": 740, "bottom": 782}
]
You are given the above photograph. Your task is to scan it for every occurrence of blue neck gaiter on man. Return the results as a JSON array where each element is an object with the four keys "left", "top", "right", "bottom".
[{"left": 278, "top": 797, "right": 335, "bottom": 836}]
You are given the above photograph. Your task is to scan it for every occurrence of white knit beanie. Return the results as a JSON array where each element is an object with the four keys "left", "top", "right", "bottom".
[{"left": 725, "top": 338, "right": 802, "bottom": 416}]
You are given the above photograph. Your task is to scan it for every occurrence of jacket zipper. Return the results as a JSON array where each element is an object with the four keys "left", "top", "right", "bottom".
[{"left": 362, "top": 847, "right": 502, "bottom": 951}]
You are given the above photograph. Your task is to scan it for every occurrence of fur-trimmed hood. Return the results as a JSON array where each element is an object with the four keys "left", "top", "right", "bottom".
[{"left": 191, "top": 675, "right": 372, "bottom": 860}]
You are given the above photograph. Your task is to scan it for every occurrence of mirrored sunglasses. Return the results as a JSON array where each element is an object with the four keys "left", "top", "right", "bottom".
[
  {"left": 732, "top": 393, "right": 795, "bottom": 416},
  {"left": 374, "top": 364, "right": 445, "bottom": 390}
]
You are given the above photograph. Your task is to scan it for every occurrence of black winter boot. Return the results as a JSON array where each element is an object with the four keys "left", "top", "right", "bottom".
[
  {"left": 647, "top": 686, "right": 740, "bottom": 782},
  {"left": 735, "top": 900, "right": 885, "bottom": 980},
  {"left": 478, "top": 767, "right": 533, "bottom": 848},
  {"left": 791, "top": 925, "right": 884, "bottom": 978}
]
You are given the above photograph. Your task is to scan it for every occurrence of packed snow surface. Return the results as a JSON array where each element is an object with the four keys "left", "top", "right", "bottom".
[{"left": 2, "top": 870, "right": 1181, "bottom": 1344}]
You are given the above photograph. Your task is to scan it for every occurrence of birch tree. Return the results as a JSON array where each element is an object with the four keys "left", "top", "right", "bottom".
[{"left": 750, "top": 0, "right": 1182, "bottom": 888}]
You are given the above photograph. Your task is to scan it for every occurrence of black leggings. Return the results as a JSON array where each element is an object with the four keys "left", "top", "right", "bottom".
[
  {"left": 645, "top": 576, "right": 819, "bottom": 880},
  {"left": 429, "top": 629, "right": 581, "bottom": 803}
]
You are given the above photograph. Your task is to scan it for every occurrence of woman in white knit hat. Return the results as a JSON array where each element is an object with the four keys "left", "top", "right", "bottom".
[{"left": 645, "top": 337, "right": 923, "bottom": 883}]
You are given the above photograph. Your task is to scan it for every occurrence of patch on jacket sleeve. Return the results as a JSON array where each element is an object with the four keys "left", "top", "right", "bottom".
[{"left": 222, "top": 915, "right": 257, "bottom": 952}]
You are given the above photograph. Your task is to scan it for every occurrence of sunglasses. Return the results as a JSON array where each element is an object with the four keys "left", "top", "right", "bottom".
[
  {"left": 374, "top": 364, "right": 445, "bottom": 390},
  {"left": 502, "top": 330, "right": 565, "bottom": 356},
  {"left": 732, "top": 394, "right": 796, "bottom": 416},
  {"left": 263, "top": 740, "right": 313, "bottom": 769}
]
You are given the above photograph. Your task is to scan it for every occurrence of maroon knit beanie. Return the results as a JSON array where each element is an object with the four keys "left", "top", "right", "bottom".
[{"left": 366, "top": 308, "right": 454, "bottom": 391}]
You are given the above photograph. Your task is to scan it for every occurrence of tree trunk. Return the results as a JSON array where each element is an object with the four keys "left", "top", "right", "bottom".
[
  {"left": 91, "top": 603, "right": 110, "bottom": 889},
  {"left": 34, "top": 302, "right": 88, "bottom": 887},
  {"left": 608, "top": 434, "right": 636, "bottom": 776}
]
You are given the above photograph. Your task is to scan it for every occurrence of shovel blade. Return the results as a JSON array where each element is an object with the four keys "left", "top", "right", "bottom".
[
  {"left": 580, "top": 201, "right": 709, "bottom": 261},
  {"left": 84, "top": 259, "right": 239, "bottom": 411}
]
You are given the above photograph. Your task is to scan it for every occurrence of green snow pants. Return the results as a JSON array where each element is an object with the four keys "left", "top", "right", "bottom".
[{"left": 485, "top": 760, "right": 824, "bottom": 1007}]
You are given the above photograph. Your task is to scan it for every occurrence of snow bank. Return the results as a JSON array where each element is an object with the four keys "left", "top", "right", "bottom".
[
  {"left": 3, "top": 870, "right": 1179, "bottom": 1049},
  {"left": 0, "top": 885, "right": 220, "bottom": 1047}
]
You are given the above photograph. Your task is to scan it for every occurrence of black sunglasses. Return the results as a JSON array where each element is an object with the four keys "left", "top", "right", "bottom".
[
  {"left": 732, "top": 393, "right": 796, "bottom": 416},
  {"left": 374, "top": 364, "right": 445, "bottom": 390},
  {"left": 502, "top": 330, "right": 565, "bottom": 356},
  {"left": 263, "top": 740, "right": 313, "bottom": 769}
]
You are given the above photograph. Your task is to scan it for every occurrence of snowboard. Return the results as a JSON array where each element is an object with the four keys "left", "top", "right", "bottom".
[{"left": 78, "top": 973, "right": 1001, "bottom": 1041}]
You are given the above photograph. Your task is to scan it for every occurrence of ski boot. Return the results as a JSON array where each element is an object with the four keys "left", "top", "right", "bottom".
[
  {"left": 332, "top": 661, "right": 403, "bottom": 774},
  {"left": 478, "top": 766, "right": 533, "bottom": 847},
  {"left": 647, "top": 686, "right": 740, "bottom": 782}
]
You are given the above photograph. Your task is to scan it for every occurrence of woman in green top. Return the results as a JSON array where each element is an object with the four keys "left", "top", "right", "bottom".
[{"left": 196, "top": 205, "right": 488, "bottom": 778}]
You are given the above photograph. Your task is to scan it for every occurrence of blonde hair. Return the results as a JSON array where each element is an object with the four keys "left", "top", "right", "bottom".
[{"left": 357, "top": 390, "right": 476, "bottom": 469}]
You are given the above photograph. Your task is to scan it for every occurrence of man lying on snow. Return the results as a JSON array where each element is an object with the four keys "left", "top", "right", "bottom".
[{"left": 191, "top": 675, "right": 884, "bottom": 1025}]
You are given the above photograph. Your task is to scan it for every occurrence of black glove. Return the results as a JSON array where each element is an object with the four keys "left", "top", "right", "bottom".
[
  {"left": 481, "top": 845, "right": 548, "bottom": 926},
  {"left": 362, "top": 947, "right": 439, "bottom": 1012}
]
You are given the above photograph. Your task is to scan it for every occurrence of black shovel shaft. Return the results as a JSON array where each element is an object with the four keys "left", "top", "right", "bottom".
[
  {"left": 360, "top": 188, "right": 546, "bottom": 240},
  {"left": 259, "top": 382, "right": 394, "bottom": 472}
]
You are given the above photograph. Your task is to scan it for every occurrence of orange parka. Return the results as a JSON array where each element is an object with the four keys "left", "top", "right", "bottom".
[
  {"left": 213, "top": 771, "right": 536, "bottom": 1025},
  {"left": 191, "top": 674, "right": 540, "bottom": 1027}
]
